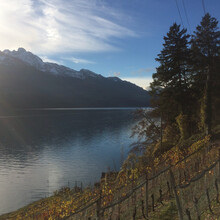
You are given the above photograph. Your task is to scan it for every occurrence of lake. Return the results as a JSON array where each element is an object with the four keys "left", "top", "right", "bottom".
[{"left": 0, "top": 108, "right": 140, "bottom": 215}]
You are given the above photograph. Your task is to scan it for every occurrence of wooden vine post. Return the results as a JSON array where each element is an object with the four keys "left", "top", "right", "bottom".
[
  {"left": 167, "top": 181, "right": 171, "bottom": 197},
  {"left": 141, "top": 200, "right": 146, "bottom": 219},
  {"left": 193, "top": 196, "right": 201, "bottom": 220},
  {"left": 206, "top": 188, "right": 213, "bottom": 214},
  {"left": 219, "top": 148, "right": 220, "bottom": 179},
  {"left": 145, "top": 173, "right": 149, "bottom": 217},
  {"left": 151, "top": 194, "right": 154, "bottom": 212},
  {"left": 132, "top": 206, "right": 136, "bottom": 220},
  {"left": 96, "top": 189, "right": 102, "bottom": 220},
  {"left": 117, "top": 188, "right": 121, "bottom": 220},
  {"left": 159, "top": 188, "right": 163, "bottom": 205},
  {"left": 169, "top": 168, "right": 183, "bottom": 220},
  {"left": 186, "top": 208, "right": 191, "bottom": 220},
  {"left": 215, "top": 179, "right": 219, "bottom": 203}
]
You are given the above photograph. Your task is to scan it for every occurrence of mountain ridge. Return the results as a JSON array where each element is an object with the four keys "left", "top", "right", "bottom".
[
  {"left": 0, "top": 48, "right": 150, "bottom": 109},
  {"left": 2, "top": 48, "right": 97, "bottom": 79}
]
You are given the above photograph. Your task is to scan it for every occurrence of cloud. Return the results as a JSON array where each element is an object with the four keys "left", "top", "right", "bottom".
[
  {"left": 132, "top": 68, "right": 156, "bottom": 75},
  {"left": 63, "top": 57, "right": 95, "bottom": 64},
  {"left": 121, "top": 77, "right": 153, "bottom": 90},
  {"left": 0, "top": 0, "right": 136, "bottom": 55}
]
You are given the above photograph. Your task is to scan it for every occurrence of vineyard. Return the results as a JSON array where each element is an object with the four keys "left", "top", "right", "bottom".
[
  {"left": 0, "top": 135, "right": 219, "bottom": 220},
  {"left": 65, "top": 137, "right": 220, "bottom": 220}
]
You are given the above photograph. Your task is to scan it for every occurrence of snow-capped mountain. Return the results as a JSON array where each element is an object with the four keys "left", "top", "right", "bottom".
[
  {"left": 0, "top": 48, "right": 150, "bottom": 109},
  {"left": 2, "top": 48, "right": 100, "bottom": 79}
]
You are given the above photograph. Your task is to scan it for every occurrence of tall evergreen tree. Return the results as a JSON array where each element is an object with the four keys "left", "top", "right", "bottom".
[
  {"left": 191, "top": 13, "right": 220, "bottom": 134},
  {"left": 150, "top": 23, "right": 191, "bottom": 125}
]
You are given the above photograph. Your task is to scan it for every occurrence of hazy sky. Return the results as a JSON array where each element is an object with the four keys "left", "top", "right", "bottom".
[{"left": 0, "top": 0, "right": 219, "bottom": 89}]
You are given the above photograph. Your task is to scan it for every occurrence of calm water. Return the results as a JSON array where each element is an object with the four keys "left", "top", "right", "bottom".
[{"left": 0, "top": 108, "right": 139, "bottom": 215}]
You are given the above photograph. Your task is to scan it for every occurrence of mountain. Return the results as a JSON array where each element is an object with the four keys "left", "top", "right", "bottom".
[
  {"left": 2, "top": 48, "right": 94, "bottom": 78},
  {"left": 0, "top": 48, "right": 150, "bottom": 109}
]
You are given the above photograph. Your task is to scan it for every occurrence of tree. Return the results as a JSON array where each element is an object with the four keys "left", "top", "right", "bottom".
[
  {"left": 191, "top": 13, "right": 220, "bottom": 134},
  {"left": 131, "top": 109, "right": 162, "bottom": 153},
  {"left": 150, "top": 23, "right": 192, "bottom": 139}
]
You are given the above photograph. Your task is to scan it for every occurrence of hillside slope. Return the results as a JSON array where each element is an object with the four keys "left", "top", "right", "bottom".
[{"left": 0, "top": 49, "right": 150, "bottom": 109}]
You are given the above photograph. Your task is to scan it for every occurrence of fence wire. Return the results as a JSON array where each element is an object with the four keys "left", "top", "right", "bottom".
[{"left": 66, "top": 145, "right": 220, "bottom": 220}]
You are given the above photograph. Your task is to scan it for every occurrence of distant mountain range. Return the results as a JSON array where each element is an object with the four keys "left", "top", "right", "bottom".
[{"left": 0, "top": 48, "right": 150, "bottom": 109}]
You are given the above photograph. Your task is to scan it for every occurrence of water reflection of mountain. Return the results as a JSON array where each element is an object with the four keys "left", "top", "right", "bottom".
[{"left": 0, "top": 109, "right": 136, "bottom": 155}]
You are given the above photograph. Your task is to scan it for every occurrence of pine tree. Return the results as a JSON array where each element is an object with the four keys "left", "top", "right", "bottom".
[
  {"left": 191, "top": 13, "right": 220, "bottom": 134},
  {"left": 150, "top": 23, "right": 191, "bottom": 125}
]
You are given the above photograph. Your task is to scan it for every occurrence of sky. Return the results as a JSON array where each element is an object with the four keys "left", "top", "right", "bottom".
[{"left": 0, "top": 0, "right": 219, "bottom": 89}]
